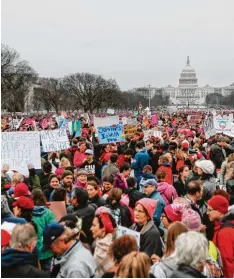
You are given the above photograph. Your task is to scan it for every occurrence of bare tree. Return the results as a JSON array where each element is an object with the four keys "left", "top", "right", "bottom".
[
  {"left": 1, "top": 44, "right": 37, "bottom": 112},
  {"left": 63, "top": 73, "right": 120, "bottom": 113}
]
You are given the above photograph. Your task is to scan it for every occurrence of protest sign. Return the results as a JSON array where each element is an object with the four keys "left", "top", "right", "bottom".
[
  {"left": 16, "top": 117, "right": 24, "bottom": 129},
  {"left": 214, "top": 114, "right": 233, "bottom": 133},
  {"left": 40, "top": 129, "right": 70, "bottom": 152},
  {"left": 151, "top": 114, "right": 158, "bottom": 125},
  {"left": 107, "top": 108, "right": 115, "bottom": 115},
  {"left": 153, "top": 130, "right": 162, "bottom": 138},
  {"left": 203, "top": 115, "right": 216, "bottom": 139},
  {"left": 94, "top": 116, "right": 119, "bottom": 128},
  {"left": 48, "top": 201, "right": 67, "bottom": 221},
  {"left": 12, "top": 119, "right": 19, "bottom": 128},
  {"left": 97, "top": 124, "right": 125, "bottom": 144},
  {"left": 143, "top": 130, "right": 154, "bottom": 141},
  {"left": 117, "top": 226, "right": 140, "bottom": 249},
  {"left": 122, "top": 117, "right": 128, "bottom": 125},
  {"left": 124, "top": 125, "right": 137, "bottom": 137},
  {"left": 61, "top": 111, "right": 68, "bottom": 117},
  {"left": 1, "top": 132, "right": 41, "bottom": 176},
  {"left": 223, "top": 123, "right": 234, "bottom": 137},
  {"left": 71, "top": 120, "right": 81, "bottom": 137},
  {"left": 127, "top": 118, "right": 137, "bottom": 126}
]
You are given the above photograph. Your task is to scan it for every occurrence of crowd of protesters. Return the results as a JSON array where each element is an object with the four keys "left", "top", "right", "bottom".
[{"left": 1, "top": 108, "right": 234, "bottom": 278}]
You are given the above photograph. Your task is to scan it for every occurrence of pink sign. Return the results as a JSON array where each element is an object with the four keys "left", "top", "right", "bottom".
[{"left": 151, "top": 114, "right": 158, "bottom": 125}]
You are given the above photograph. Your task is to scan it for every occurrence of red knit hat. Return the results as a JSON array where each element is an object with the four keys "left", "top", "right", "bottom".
[
  {"left": 164, "top": 203, "right": 187, "bottom": 222},
  {"left": 12, "top": 196, "right": 34, "bottom": 210},
  {"left": 14, "top": 183, "right": 29, "bottom": 198},
  {"left": 208, "top": 195, "right": 229, "bottom": 214},
  {"left": 136, "top": 198, "right": 158, "bottom": 219},
  {"left": 1, "top": 229, "right": 10, "bottom": 247}
]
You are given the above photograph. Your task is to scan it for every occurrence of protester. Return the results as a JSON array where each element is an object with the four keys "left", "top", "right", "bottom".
[
  {"left": 138, "top": 165, "right": 157, "bottom": 192},
  {"left": 38, "top": 161, "right": 53, "bottom": 189},
  {"left": 102, "top": 175, "right": 114, "bottom": 199},
  {"left": 87, "top": 181, "right": 106, "bottom": 207},
  {"left": 80, "top": 149, "right": 101, "bottom": 179},
  {"left": 43, "top": 223, "right": 96, "bottom": 278},
  {"left": 43, "top": 174, "right": 60, "bottom": 201},
  {"left": 173, "top": 165, "right": 190, "bottom": 197},
  {"left": 117, "top": 148, "right": 134, "bottom": 168},
  {"left": 73, "top": 142, "right": 87, "bottom": 168},
  {"left": 113, "top": 163, "right": 131, "bottom": 190},
  {"left": 131, "top": 142, "right": 150, "bottom": 179},
  {"left": 1, "top": 223, "right": 49, "bottom": 278},
  {"left": 125, "top": 176, "right": 144, "bottom": 208},
  {"left": 102, "top": 153, "right": 119, "bottom": 178},
  {"left": 131, "top": 198, "right": 163, "bottom": 257},
  {"left": 157, "top": 155, "right": 173, "bottom": 185},
  {"left": 91, "top": 207, "right": 117, "bottom": 276}
]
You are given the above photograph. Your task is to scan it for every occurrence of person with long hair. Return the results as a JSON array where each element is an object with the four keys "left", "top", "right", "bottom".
[
  {"left": 43, "top": 174, "right": 60, "bottom": 201},
  {"left": 91, "top": 207, "right": 117, "bottom": 277},
  {"left": 31, "top": 189, "right": 56, "bottom": 271},
  {"left": 174, "top": 165, "right": 190, "bottom": 197},
  {"left": 114, "top": 251, "right": 151, "bottom": 278},
  {"left": 151, "top": 221, "right": 188, "bottom": 278}
]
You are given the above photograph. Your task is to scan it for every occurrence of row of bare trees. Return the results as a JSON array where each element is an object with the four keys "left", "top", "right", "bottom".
[{"left": 1, "top": 44, "right": 169, "bottom": 113}]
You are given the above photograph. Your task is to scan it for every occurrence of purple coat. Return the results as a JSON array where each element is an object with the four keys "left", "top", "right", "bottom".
[
  {"left": 157, "top": 181, "right": 178, "bottom": 205},
  {"left": 114, "top": 174, "right": 128, "bottom": 190}
]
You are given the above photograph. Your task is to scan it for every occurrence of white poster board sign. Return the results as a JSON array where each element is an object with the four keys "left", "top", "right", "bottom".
[
  {"left": 153, "top": 131, "right": 162, "bottom": 138},
  {"left": 107, "top": 108, "right": 115, "bottom": 115},
  {"left": 94, "top": 116, "right": 119, "bottom": 128},
  {"left": 12, "top": 119, "right": 19, "bottom": 128},
  {"left": 1, "top": 132, "right": 41, "bottom": 176},
  {"left": 214, "top": 114, "right": 233, "bottom": 133},
  {"left": 117, "top": 226, "right": 140, "bottom": 249},
  {"left": 122, "top": 117, "right": 128, "bottom": 125},
  {"left": 40, "top": 129, "right": 70, "bottom": 152}
]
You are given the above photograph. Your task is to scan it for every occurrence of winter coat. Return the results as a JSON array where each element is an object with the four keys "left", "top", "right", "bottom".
[
  {"left": 202, "top": 177, "right": 217, "bottom": 201},
  {"left": 131, "top": 150, "right": 150, "bottom": 178},
  {"left": 123, "top": 188, "right": 145, "bottom": 208},
  {"left": 170, "top": 264, "right": 206, "bottom": 278},
  {"left": 102, "top": 163, "right": 119, "bottom": 178},
  {"left": 51, "top": 240, "right": 96, "bottom": 278},
  {"left": 43, "top": 185, "right": 54, "bottom": 201},
  {"left": 212, "top": 210, "right": 234, "bottom": 278},
  {"left": 149, "top": 152, "right": 163, "bottom": 174},
  {"left": 131, "top": 220, "right": 163, "bottom": 257},
  {"left": 137, "top": 172, "right": 156, "bottom": 192},
  {"left": 80, "top": 160, "right": 101, "bottom": 179},
  {"left": 72, "top": 204, "right": 96, "bottom": 245},
  {"left": 113, "top": 173, "right": 128, "bottom": 190},
  {"left": 226, "top": 179, "right": 234, "bottom": 205},
  {"left": 117, "top": 154, "right": 131, "bottom": 168},
  {"left": 89, "top": 194, "right": 106, "bottom": 208},
  {"left": 1, "top": 248, "right": 49, "bottom": 278},
  {"left": 157, "top": 181, "right": 178, "bottom": 205},
  {"left": 73, "top": 150, "right": 87, "bottom": 167},
  {"left": 174, "top": 178, "right": 187, "bottom": 197},
  {"left": 94, "top": 233, "right": 114, "bottom": 277},
  {"left": 38, "top": 171, "right": 53, "bottom": 189},
  {"left": 99, "top": 151, "right": 113, "bottom": 165},
  {"left": 106, "top": 202, "right": 132, "bottom": 228},
  {"left": 210, "top": 144, "right": 225, "bottom": 169},
  {"left": 158, "top": 164, "right": 173, "bottom": 185},
  {"left": 151, "top": 254, "right": 177, "bottom": 278},
  {"left": 32, "top": 206, "right": 56, "bottom": 260},
  {"left": 148, "top": 190, "right": 166, "bottom": 226}
]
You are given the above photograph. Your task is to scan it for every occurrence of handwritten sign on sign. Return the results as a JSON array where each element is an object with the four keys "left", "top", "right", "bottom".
[
  {"left": 124, "top": 125, "right": 137, "bottom": 137},
  {"left": 97, "top": 124, "right": 125, "bottom": 144},
  {"left": 1, "top": 132, "right": 41, "bottom": 175},
  {"left": 40, "top": 129, "right": 70, "bottom": 152}
]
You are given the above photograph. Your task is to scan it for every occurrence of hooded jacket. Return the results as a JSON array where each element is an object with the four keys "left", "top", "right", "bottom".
[
  {"left": 137, "top": 172, "right": 156, "bottom": 192},
  {"left": 32, "top": 206, "right": 56, "bottom": 260},
  {"left": 52, "top": 240, "right": 96, "bottom": 278},
  {"left": 131, "top": 220, "right": 163, "bottom": 257},
  {"left": 157, "top": 182, "right": 178, "bottom": 205},
  {"left": 1, "top": 248, "right": 49, "bottom": 278},
  {"left": 131, "top": 150, "right": 150, "bottom": 178},
  {"left": 212, "top": 209, "right": 234, "bottom": 278}
]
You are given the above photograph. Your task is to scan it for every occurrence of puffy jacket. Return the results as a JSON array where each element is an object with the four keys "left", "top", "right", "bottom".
[
  {"left": 148, "top": 190, "right": 165, "bottom": 226},
  {"left": 131, "top": 150, "right": 150, "bottom": 178},
  {"left": 1, "top": 248, "right": 49, "bottom": 278},
  {"left": 32, "top": 206, "right": 56, "bottom": 260},
  {"left": 158, "top": 181, "right": 178, "bottom": 205},
  {"left": 51, "top": 240, "right": 96, "bottom": 278},
  {"left": 212, "top": 210, "right": 234, "bottom": 278}
]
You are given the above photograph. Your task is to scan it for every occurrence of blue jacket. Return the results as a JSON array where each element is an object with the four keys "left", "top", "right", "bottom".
[
  {"left": 148, "top": 190, "right": 165, "bottom": 226},
  {"left": 131, "top": 150, "right": 150, "bottom": 178},
  {"left": 137, "top": 173, "right": 157, "bottom": 192}
]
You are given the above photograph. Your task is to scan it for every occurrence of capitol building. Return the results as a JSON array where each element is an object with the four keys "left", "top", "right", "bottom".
[{"left": 131, "top": 57, "right": 234, "bottom": 105}]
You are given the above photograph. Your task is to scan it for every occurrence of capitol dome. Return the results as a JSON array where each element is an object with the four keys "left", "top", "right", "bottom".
[{"left": 179, "top": 56, "right": 198, "bottom": 88}]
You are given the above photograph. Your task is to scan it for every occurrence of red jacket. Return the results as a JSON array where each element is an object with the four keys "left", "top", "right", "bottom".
[
  {"left": 213, "top": 219, "right": 234, "bottom": 278},
  {"left": 99, "top": 151, "right": 112, "bottom": 165},
  {"left": 158, "top": 165, "right": 173, "bottom": 185},
  {"left": 73, "top": 151, "right": 87, "bottom": 167}
]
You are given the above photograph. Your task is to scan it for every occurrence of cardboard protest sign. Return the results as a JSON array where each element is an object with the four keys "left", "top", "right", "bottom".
[
  {"left": 124, "top": 125, "right": 137, "bottom": 137},
  {"left": 40, "top": 129, "right": 70, "bottom": 152},
  {"left": 48, "top": 201, "right": 67, "bottom": 221},
  {"left": 107, "top": 108, "right": 115, "bottom": 115},
  {"left": 117, "top": 226, "right": 140, "bottom": 249},
  {"left": 97, "top": 124, "right": 125, "bottom": 144},
  {"left": 94, "top": 116, "right": 119, "bottom": 128},
  {"left": 1, "top": 132, "right": 41, "bottom": 176},
  {"left": 214, "top": 114, "right": 233, "bottom": 133},
  {"left": 127, "top": 118, "right": 137, "bottom": 126}
]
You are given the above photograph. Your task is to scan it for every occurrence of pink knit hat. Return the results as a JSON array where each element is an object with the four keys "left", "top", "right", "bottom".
[
  {"left": 136, "top": 198, "right": 158, "bottom": 219},
  {"left": 181, "top": 209, "right": 202, "bottom": 231},
  {"left": 164, "top": 203, "right": 187, "bottom": 222}
]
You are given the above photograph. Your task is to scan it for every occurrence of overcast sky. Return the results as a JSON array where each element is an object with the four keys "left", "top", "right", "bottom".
[{"left": 2, "top": 0, "right": 234, "bottom": 90}]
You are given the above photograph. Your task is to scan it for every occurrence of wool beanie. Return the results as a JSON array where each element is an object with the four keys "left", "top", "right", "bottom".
[
  {"left": 195, "top": 160, "right": 215, "bottom": 175},
  {"left": 164, "top": 203, "right": 188, "bottom": 222},
  {"left": 208, "top": 195, "right": 229, "bottom": 214},
  {"left": 182, "top": 209, "right": 202, "bottom": 231},
  {"left": 136, "top": 198, "right": 158, "bottom": 219},
  {"left": 62, "top": 170, "right": 74, "bottom": 180}
]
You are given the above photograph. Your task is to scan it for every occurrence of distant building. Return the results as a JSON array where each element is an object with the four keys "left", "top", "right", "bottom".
[{"left": 131, "top": 57, "right": 234, "bottom": 105}]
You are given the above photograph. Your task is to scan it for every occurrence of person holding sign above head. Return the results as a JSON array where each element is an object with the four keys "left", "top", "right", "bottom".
[{"left": 131, "top": 198, "right": 163, "bottom": 258}]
